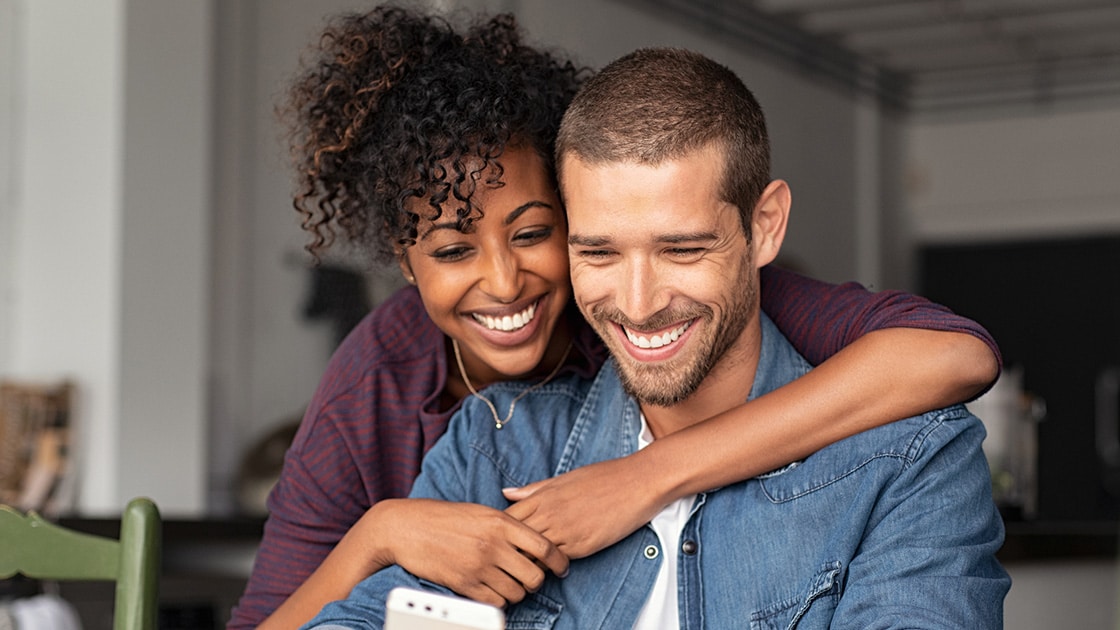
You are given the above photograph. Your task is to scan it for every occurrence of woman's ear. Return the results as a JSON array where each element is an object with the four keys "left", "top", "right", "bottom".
[
  {"left": 749, "top": 179, "right": 791, "bottom": 269},
  {"left": 398, "top": 252, "right": 416, "bottom": 285}
]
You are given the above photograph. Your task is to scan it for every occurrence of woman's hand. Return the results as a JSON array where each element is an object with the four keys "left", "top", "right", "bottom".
[
  {"left": 503, "top": 453, "right": 666, "bottom": 559},
  {"left": 379, "top": 498, "right": 570, "bottom": 607}
]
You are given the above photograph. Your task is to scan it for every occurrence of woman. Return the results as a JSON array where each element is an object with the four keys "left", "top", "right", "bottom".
[{"left": 228, "top": 7, "right": 1000, "bottom": 629}]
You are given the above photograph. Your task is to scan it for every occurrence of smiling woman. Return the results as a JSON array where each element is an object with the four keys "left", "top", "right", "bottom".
[{"left": 400, "top": 146, "right": 573, "bottom": 391}]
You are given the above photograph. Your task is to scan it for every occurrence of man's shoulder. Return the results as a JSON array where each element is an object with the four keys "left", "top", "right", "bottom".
[
  {"left": 843, "top": 403, "right": 983, "bottom": 460},
  {"left": 756, "top": 403, "right": 985, "bottom": 500}
]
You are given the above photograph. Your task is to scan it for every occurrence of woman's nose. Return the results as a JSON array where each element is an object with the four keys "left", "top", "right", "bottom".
[{"left": 479, "top": 251, "right": 522, "bottom": 303}]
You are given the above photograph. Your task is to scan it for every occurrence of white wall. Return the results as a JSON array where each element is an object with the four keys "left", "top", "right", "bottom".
[
  {"left": 117, "top": 0, "right": 213, "bottom": 514},
  {"left": 0, "top": 0, "right": 18, "bottom": 373},
  {"left": 908, "top": 107, "right": 1120, "bottom": 244},
  {"left": 5, "top": 0, "right": 212, "bottom": 515},
  {"left": 9, "top": 0, "right": 127, "bottom": 513}
]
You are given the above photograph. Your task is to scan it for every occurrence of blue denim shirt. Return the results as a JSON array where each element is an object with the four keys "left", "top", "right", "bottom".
[{"left": 306, "top": 314, "right": 1010, "bottom": 630}]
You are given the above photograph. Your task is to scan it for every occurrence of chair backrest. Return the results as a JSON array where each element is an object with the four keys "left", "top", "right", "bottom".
[{"left": 0, "top": 497, "right": 161, "bottom": 630}]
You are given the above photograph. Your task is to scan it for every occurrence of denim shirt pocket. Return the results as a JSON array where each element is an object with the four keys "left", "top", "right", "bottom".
[
  {"left": 748, "top": 561, "right": 842, "bottom": 630},
  {"left": 503, "top": 590, "right": 563, "bottom": 630}
]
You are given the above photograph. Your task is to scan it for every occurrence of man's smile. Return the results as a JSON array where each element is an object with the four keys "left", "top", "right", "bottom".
[{"left": 623, "top": 321, "right": 693, "bottom": 349}]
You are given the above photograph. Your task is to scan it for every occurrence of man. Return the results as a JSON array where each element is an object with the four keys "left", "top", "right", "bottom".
[{"left": 305, "top": 47, "right": 1010, "bottom": 629}]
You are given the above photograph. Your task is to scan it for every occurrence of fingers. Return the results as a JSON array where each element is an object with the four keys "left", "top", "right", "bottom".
[
  {"left": 503, "top": 494, "right": 536, "bottom": 521},
  {"left": 505, "top": 520, "right": 570, "bottom": 579},
  {"left": 455, "top": 540, "right": 551, "bottom": 607},
  {"left": 502, "top": 482, "right": 540, "bottom": 501},
  {"left": 469, "top": 565, "right": 533, "bottom": 607},
  {"left": 445, "top": 511, "right": 567, "bottom": 608}
]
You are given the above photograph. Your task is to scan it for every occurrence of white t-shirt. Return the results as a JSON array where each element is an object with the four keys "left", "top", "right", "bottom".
[{"left": 632, "top": 414, "right": 698, "bottom": 630}]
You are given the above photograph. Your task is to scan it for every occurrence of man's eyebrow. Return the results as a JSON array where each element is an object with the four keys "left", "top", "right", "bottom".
[
  {"left": 568, "top": 234, "right": 610, "bottom": 247},
  {"left": 569, "top": 231, "right": 719, "bottom": 247},
  {"left": 659, "top": 231, "right": 718, "bottom": 244},
  {"left": 419, "top": 200, "right": 553, "bottom": 240}
]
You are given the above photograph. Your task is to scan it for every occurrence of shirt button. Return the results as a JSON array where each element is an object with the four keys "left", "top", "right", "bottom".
[
  {"left": 681, "top": 540, "right": 698, "bottom": 555},
  {"left": 643, "top": 545, "right": 659, "bottom": 559}
]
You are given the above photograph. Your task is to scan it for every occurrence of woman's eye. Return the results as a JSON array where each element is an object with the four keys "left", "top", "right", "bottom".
[
  {"left": 430, "top": 246, "right": 471, "bottom": 261},
  {"left": 513, "top": 227, "right": 553, "bottom": 245}
]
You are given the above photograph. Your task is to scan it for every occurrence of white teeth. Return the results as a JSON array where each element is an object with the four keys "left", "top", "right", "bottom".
[
  {"left": 625, "top": 321, "right": 691, "bottom": 349},
  {"left": 473, "top": 303, "right": 536, "bottom": 332}
]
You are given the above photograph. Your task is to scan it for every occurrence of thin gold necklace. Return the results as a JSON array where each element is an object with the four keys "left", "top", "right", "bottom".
[{"left": 452, "top": 338, "right": 574, "bottom": 430}]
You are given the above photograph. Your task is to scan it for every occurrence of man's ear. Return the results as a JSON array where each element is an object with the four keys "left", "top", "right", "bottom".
[
  {"left": 749, "top": 179, "right": 791, "bottom": 269},
  {"left": 397, "top": 252, "right": 416, "bottom": 285}
]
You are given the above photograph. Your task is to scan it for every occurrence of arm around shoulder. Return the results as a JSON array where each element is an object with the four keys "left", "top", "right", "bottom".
[{"left": 832, "top": 408, "right": 1011, "bottom": 628}]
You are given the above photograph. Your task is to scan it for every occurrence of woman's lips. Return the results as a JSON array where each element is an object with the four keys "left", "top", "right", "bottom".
[
  {"left": 465, "top": 296, "right": 548, "bottom": 347},
  {"left": 471, "top": 301, "right": 537, "bottom": 332}
]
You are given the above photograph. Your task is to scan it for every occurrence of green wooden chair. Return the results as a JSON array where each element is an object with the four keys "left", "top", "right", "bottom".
[{"left": 0, "top": 497, "right": 161, "bottom": 630}]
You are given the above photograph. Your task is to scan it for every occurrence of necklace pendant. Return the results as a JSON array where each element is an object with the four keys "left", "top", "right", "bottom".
[{"left": 495, "top": 422, "right": 503, "bottom": 430}]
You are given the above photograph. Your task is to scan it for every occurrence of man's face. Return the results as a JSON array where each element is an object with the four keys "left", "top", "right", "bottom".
[{"left": 562, "top": 145, "right": 759, "bottom": 407}]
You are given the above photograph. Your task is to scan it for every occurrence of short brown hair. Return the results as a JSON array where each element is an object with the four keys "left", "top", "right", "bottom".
[{"left": 556, "top": 48, "right": 769, "bottom": 236}]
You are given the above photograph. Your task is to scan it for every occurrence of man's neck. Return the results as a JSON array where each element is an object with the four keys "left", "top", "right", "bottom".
[{"left": 641, "top": 319, "right": 762, "bottom": 439}]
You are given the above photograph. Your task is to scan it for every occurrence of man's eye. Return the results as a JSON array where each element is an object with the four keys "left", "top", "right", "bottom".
[
  {"left": 668, "top": 247, "right": 705, "bottom": 257},
  {"left": 577, "top": 248, "right": 614, "bottom": 260}
]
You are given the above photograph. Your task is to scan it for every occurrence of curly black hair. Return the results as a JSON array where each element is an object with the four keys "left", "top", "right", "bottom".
[{"left": 284, "top": 5, "right": 587, "bottom": 263}]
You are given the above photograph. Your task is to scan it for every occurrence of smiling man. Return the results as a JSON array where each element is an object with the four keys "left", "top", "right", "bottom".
[{"left": 304, "top": 47, "right": 1009, "bottom": 630}]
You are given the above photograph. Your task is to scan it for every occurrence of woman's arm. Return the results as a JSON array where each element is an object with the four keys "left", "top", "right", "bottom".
[
  {"left": 259, "top": 498, "right": 567, "bottom": 629},
  {"left": 504, "top": 267, "right": 1000, "bottom": 558},
  {"left": 758, "top": 264, "right": 1001, "bottom": 376}
]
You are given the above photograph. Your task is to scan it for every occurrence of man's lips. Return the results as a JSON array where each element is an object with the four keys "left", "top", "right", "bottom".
[{"left": 622, "top": 320, "right": 693, "bottom": 349}]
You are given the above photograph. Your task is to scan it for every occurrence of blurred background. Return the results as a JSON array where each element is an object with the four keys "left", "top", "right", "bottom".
[{"left": 1, "top": 0, "right": 1118, "bottom": 627}]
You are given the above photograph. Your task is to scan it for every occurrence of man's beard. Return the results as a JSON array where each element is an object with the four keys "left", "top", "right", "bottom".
[{"left": 588, "top": 267, "right": 756, "bottom": 407}]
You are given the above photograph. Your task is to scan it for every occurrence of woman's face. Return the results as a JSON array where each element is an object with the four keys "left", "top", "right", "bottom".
[{"left": 402, "top": 145, "right": 572, "bottom": 386}]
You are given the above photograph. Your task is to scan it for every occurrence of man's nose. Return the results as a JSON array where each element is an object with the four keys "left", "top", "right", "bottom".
[{"left": 615, "top": 257, "right": 669, "bottom": 325}]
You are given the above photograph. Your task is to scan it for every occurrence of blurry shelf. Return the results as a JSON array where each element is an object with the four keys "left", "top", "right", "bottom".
[
  {"left": 58, "top": 514, "right": 265, "bottom": 577},
  {"left": 998, "top": 519, "right": 1119, "bottom": 563}
]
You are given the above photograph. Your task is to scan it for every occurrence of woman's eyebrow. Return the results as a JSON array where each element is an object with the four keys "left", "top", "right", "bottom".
[
  {"left": 504, "top": 200, "right": 554, "bottom": 225},
  {"left": 419, "top": 200, "right": 554, "bottom": 240},
  {"left": 418, "top": 221, "right": 461, "bottom": 241}
]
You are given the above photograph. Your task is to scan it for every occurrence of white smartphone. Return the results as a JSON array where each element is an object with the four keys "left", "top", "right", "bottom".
[{"left": 384, "top": 587, "right": 505, "bottom": 630}]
